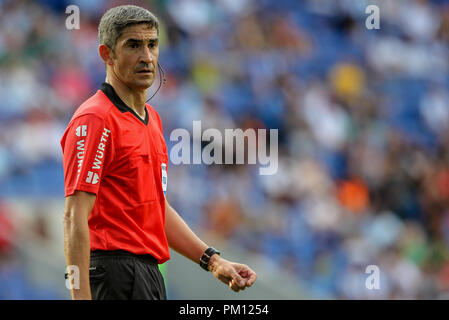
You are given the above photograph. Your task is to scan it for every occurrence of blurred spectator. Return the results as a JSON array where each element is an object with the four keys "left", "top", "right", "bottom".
[{"left": 0, "top": 0, "right": 449, "bottom": 299}]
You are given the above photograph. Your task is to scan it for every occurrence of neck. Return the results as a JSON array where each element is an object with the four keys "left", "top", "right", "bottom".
[{"left": 105, "top": 73, "right": 147, "bottom": 119}]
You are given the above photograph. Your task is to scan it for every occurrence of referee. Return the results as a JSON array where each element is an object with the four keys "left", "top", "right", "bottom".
[{"left": 61, "top": 5, "right": 257, "bottom": 300}]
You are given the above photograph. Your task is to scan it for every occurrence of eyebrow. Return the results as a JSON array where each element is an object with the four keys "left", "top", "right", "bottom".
[{"left": 124, "top": 38, "right": 159, "bottom": 45}]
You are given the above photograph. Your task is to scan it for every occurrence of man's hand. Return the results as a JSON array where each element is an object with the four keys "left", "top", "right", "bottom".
[{"left": 208, "top": 254, "right": 257, "bottom": 292}]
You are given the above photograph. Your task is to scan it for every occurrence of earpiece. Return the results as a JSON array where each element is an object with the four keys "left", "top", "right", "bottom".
[
  {"left": 146, "top": 61, "right": 167, "bottom": 102},
  {"left": 158, "top": 62, "right": 167, "bottom": 84}
]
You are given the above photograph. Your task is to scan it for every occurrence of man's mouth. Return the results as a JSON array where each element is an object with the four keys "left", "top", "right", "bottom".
[{"left": 136, "top": 69, "right": 153, "bottom": 74}]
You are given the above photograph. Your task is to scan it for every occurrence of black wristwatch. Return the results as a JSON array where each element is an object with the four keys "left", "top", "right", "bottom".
[{"left": 199, "top": 247, "right": 221, "bottom": 271}]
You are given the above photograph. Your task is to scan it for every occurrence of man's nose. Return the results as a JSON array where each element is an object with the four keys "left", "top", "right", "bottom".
[{"left": 140, "top": 46, "right": 153, "bottom": 64}]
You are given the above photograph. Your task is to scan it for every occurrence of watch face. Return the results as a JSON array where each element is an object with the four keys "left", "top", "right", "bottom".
[{"left": 200, "top": 248, "right": 221, "bottom": 271}]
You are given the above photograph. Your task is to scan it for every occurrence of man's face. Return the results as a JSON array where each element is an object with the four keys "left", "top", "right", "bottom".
[{"left": 111, "top": 23, "right": 159, "bottom": 90}]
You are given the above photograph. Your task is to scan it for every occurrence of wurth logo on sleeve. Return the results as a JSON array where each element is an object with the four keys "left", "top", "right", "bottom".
[
  {"left": 86, "top": 171, "right": 99, "bottom": 184},
  {"left": 76, "top": 125, "right": 87, "bottom": 137},
  {"left": 76, "top": 139, "right": 85, "bottom": 177},
  {"left": 91, "top": 128, "right": 111, "bottom": 171}
]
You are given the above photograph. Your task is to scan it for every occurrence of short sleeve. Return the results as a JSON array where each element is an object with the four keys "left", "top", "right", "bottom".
[{"left": 61, "top": 114, "right": 114, "bottom": 197}]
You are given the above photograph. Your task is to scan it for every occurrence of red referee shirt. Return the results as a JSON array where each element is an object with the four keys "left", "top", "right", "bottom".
[{"left": 60, "top": 82, "right": 170, "bottom": 263}]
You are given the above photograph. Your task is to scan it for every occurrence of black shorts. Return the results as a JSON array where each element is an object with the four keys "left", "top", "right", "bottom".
[{"left": 89, "top": 250, "right": 167, "bottom": 300}]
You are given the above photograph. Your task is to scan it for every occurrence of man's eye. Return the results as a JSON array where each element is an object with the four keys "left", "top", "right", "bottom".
[{"left": 130, "top": 43, "right": 138, "bottom": 48}]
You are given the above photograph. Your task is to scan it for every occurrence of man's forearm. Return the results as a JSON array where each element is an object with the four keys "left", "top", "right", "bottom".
[
  {"left": 164, "top": 199, "right": 257, "bottom": 292},
  {"left": 63, "top": 215, "right": 92, "bottom": 300},
  {"left": 165, "top": 200, "right": 208, "bottom": 264}
]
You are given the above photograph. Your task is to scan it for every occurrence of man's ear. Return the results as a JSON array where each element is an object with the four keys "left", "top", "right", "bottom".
[{"left": 99, "top": 44, "right": 115, "bottom": 66}]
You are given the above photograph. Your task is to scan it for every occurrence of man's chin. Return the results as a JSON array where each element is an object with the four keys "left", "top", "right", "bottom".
[{"left": 131, "top": 78, "right": 155, "bottom": 90}]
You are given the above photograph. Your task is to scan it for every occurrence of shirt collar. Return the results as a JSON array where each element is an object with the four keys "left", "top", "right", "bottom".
[{"left": 100, "top": 82, "right": 149, "bottom": 125}]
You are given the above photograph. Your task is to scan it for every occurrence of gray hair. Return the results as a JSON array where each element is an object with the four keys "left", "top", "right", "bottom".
[{"left": 98, "top": 5, "right": 159, "bottom": 52}]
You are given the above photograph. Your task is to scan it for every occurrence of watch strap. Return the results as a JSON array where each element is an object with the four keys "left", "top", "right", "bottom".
[{"left": 199, "top": 247, "right": 221, "bottom": 271}]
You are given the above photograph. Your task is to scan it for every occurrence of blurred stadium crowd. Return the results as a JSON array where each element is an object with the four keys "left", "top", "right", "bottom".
[{"left": 1, "top": 0, "right": 449, "bottom": 299}]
